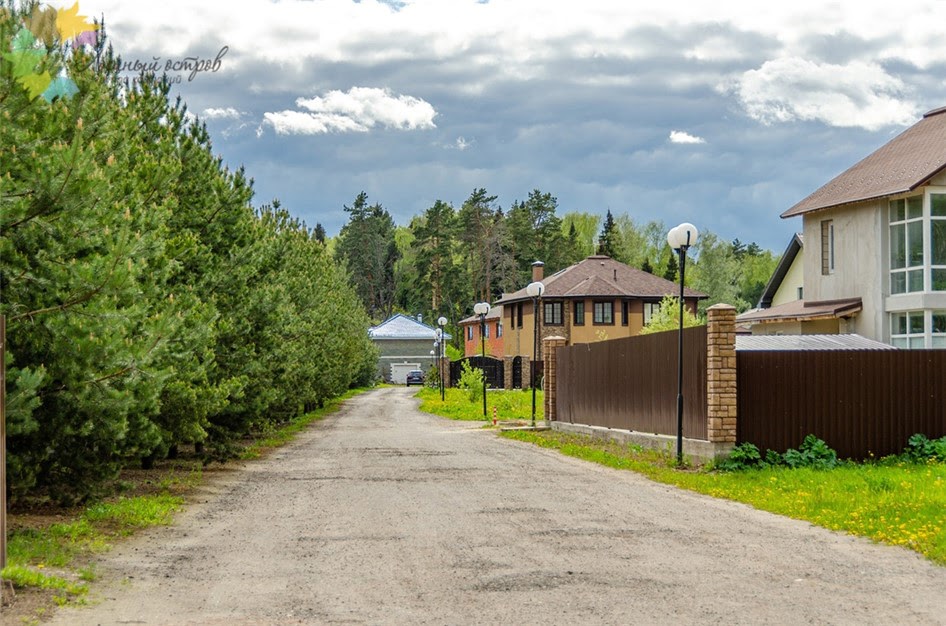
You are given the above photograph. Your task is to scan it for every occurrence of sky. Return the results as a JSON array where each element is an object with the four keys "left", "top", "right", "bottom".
[{"left": 69, "top": 0, "right": 946, "bottom": 252}]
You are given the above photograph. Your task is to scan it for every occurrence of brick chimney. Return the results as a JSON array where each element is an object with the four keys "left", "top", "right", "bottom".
[{"left": 531, "top": 261, "right": 544, "bottom": 282}]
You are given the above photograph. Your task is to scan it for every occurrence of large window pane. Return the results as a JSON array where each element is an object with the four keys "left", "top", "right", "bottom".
[
  {"left": 934, "top": 269, "right": 946, "bottom": 292},
  {"left": 907, "top": 196, "right": 923, "bottom": 219},
  {"left": 892, "top": 312, "right": 907, "bottom": 335},
  {"left": 933, "top": 336, "right": 946, "bottom": 349},
  {"left": 890, "top": 223, "right": 906, "bottom": 269},
  {"left": 909, "top": 312, "right": 925, "bottom": 334},
  {"left": 890, "top": 199, "right": 905, "bottom": 222},
  {"left": 908, "top": 269, "right": 924, "bottom": 292},
  {"left": 932, "top": 220, "right": 946, "bottom": 265},
  {"left": 933, "top": 312, "right": 946, "bottom": 333},
  {"left": 909, "top": 337, "right": 926, "bottom": 349},
  {"left": 891, "top": 271, "right": 906, "bottom": 294},
  {"left": 908, "top": 220, "right": 923, "bottom": 266},
  {"left": 932, "top": 194, "right": 946, "bottom": 217}
]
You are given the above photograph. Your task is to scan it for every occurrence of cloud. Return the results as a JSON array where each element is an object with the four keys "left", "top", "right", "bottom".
[
  {"left": 729, "top": 57, "right": 918, "bottom": 130},
  {"left": 202, "top": 106, "right": 243, "bottom": 120},
  {"left": 669, "top": 130, "right": 706, "bottom": 144},
  {"left": 263, "top": 87, "right": 437, "bottom": 135},
  {"left": 453, "top": 136, "right": 472, "bottom": 150}
]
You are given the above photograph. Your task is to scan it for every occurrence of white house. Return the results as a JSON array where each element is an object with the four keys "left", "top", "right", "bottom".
[{"left": 738, "top": 105, "right": 946, "bottom": 348}]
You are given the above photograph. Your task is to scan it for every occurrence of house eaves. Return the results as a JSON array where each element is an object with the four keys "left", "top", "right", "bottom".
[
  {"left": 758, "top": 233, "right": 803, "bottom": 308},
  {"left": 781, "top": 106, "right": 946, "bottom": 219}
]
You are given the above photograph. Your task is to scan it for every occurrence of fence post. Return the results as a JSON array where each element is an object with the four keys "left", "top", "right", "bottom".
[
  {"left": 542, "top": 336, "right": 567, "bottom": 422},
  {"left": 706, "top": 304, "right": 737, "bottom": 443}
]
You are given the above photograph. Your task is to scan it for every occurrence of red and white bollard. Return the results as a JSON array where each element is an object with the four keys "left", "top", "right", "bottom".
[{"left": 492, "top": 406, "right": 497, "bottom": 426}]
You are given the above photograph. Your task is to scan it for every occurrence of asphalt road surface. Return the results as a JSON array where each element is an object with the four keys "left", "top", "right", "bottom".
[{"left": 46, "top": 387, "right": 946, "bottom": 625}]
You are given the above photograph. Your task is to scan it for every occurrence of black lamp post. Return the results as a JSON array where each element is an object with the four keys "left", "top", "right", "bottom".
[
  {"left": 526, "top": 281, "right": 545, "bottom": 428},
  {"left": 437, "top": 317, "right": 448, "bottom": 401},
  {"left": 473, "top": 301, "right": 491, "bottom": 418},
  {"left": 667, "top": 222, "right": 699, "bottom": 466}
]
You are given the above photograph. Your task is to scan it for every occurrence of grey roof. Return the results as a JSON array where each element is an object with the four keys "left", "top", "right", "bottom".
[
  {"left": 782, "top": 106, "right": 946, "bottom": 218},
  {"left": 368, "top": 314, "right": 452, "bottom": 340},
  {"left": 736, "top": 334, "right": 896, "bottom": 351},
  {"left": 497, "top": 255, "right": 705, "bottom": 305}
]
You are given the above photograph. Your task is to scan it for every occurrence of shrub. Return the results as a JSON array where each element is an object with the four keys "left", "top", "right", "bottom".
[
  {"left": 716, "top": 442, "right": 763, "bottom": 471},
  {"left": 456, "top": 360, "right": 485, "bottom": 404},
  {"left": 718, "top": 435, "right": 839, "bottom": 471},
  {"left": 782, "top": 435, "right": 838, "bottom": 470},
  {"left": 902, "top": 434, "right": 946, "bottom": 463}
]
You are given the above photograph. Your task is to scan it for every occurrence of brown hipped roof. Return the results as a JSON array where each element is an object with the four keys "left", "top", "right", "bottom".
[
  {"left": 781, "top": 106, "right": 946, "bottom": 218},
  {"left": 497, "top": 255, "right": 705, "bottom": 304}
]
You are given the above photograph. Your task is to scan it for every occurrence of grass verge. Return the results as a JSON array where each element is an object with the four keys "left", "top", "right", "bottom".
[
  {"left": 501, "top": 429, "right": 946, "bottom": 566},
  {"left": 415, "top": 386, "right": 543, "bottom": 422}
]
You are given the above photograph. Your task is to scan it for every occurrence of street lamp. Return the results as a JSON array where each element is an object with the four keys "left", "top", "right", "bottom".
[
  {"left": 437, "top": 317, "right": 448, "bottom": 401},
  {"left": 667, "top": 222, "right": 699, "bottom": 466},
  {"left": 473, "top": 301, "right": 491, "bottom": 418},
  {"left": 526, "top": 281, "right": 545, "bottom": 428}
]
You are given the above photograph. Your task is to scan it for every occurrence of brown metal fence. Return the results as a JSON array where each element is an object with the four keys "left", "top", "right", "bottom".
[
  {"left": 738, "top": 350, "right": 946, "bottom": 459},
  {"left": 557, "top": 327, "right": 707, "bottom": 439}
]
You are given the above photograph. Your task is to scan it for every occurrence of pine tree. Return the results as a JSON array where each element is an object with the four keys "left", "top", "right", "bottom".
[{"left": 597, "top": 209, "right": 617, "bottom": 257}]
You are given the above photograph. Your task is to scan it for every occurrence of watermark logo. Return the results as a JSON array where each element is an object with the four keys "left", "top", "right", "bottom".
[
  {"left": 119, "top": 46, "right": 228, "bottom": 85},
  {"left": 2, "top": 1, "right": 97, "bottom": 102}
]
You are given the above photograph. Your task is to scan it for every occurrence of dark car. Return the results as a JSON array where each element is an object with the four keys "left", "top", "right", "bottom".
[{"left": 405, "top": 369, "right": 425, "bottom": 386}]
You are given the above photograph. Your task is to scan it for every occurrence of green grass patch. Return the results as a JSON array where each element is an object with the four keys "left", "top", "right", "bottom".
[
  {"left": 416, "top": 386, "right": 544, "bottom": 422},
  {"left": 0, "top": 564, "right": 88, "bottom": 596},
  {"left": 501, "top": 430, "right": 946, "bottom": 566}
]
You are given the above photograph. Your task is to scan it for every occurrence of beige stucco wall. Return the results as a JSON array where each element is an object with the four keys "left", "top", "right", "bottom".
[
  {"left": 771, "top": 253, "right": 804, "bottom": 307},
  {"left": 802, "top": 199, "right": 885, "bottom": 341}
]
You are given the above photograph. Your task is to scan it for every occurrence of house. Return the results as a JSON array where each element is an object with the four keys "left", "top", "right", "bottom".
[
  {"left": 737, "top": 233, "right": 863, "bottom": 335},
  {"left": 368, "top": 313, "right": 451, "bottom": 383},
  {"left": 497, "top": 256, "right": 705, "bottom": 364},
  {"left": 739, "top": 105, "right": 946, "bottom": 348},
  {"left": 458, "top": 305, "right": 504, "bottom": 357}
]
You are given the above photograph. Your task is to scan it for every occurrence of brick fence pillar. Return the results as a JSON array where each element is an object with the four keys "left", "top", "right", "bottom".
[
  {"left": 706, "top": 304, "right": 737, "bottom": 443},
  {"left": 542, "top": 336, "right": 567, "bottom": 422},
  {"left": 503, "top": 356, "right": 514, "bottom": 389}
]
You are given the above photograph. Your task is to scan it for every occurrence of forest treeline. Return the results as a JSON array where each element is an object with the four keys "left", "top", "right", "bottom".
[
  {"left": 1, "top": 6, "right": 376, "bottom": 503},
  {"left": 332, "top": 188, "right": 779, "bottom": 330}
]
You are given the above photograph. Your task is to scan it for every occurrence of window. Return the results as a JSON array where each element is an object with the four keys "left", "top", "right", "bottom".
[
  {"left": 544, "top": 301, "right": 563, "bottom": 325},
  {"left": 621, "top": 300, "right": 628, "bottom": 326},
  {"left": 573, "top": 301, "right": 585, "bottom": 326},
  {"left": 643, "top": 302, "right": 660, "bottom": 325},
  {"left": 933, "top": 194, "right": 946, "bottom": 291},
  {"left": 483, "top": 323, "right": 489, "bottom": 339},
  {"left": 797, "top": 287, "right": 804, "bottom": 300},
  {"left": 891, "top": 310, "right": 946, "bottom": 349},
  {"left": 467, "top": 325, "right": 473, "bottom": 341},
  {"left": 593, "top": 301, "right": 613, "bottom": 325},
  {"left": 821, "top": 219, "right": 835, "bottom": 275},
  {"left": 497, "top": 321, "right": 503, "bottom": 338},
  {"left": 889, "top": 197, "right": 924, "bottom": 293},
  {"left": 517, "top": 302, "right": 523, "bottom": 328}
]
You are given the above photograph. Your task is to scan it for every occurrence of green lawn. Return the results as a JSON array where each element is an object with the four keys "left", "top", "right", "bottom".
[
  {"left": 500, "top": 430, "right": 946, "bottom": 566},
  {"left": 415, "top": 386, "right": 543, "bottom": 422}
]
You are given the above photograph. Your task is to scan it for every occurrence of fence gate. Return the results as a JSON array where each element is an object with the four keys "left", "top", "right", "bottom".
[
  {"left": 450, "top": 356, "right": 505, "bottom": 389},
  {"left": 512, "top": 356, "right": 523, "bottom": 389}
]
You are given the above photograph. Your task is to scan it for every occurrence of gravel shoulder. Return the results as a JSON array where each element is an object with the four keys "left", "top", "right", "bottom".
[{"left": 44, "top": 387, "right": 946, "bottom": 625}]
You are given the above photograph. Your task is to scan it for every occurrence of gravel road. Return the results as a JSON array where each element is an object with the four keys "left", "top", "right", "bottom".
[{"left": 46, "top": 387, "right": 946, "bottom": 625}]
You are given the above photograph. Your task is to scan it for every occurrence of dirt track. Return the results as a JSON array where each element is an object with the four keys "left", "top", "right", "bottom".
[{"left": 45, "top": 387, "right": 946, "bottom": 625}]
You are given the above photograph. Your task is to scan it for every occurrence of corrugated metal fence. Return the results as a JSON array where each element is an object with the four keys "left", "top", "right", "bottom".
[
  {"left": 738, "top": 350, "right": 946, "bottom": 459},
  {"left": 557, "top": 327, "right": 707, "bottom": 439}
]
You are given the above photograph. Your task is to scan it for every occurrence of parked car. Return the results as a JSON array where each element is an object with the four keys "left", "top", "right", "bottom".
[{"left": 405, "top": 370, "right": 425, "bottom": 386}]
